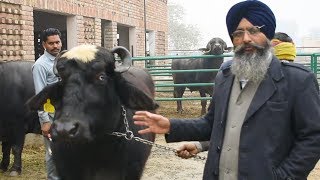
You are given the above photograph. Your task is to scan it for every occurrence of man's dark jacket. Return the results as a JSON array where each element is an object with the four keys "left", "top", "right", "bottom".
[{"left": 166, "top": 57, "right": 320, "bottom": 180}]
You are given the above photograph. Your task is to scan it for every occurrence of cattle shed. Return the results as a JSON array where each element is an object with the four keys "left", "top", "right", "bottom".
[{"left": 0, "top": 0, "right": 168, "bottom": 62}]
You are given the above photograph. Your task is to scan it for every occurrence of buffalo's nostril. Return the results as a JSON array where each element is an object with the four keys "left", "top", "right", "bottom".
[
  {"left": 53, "top": 121, "right": 80, "bottom": 139},
  {"left": 68, "top": 122, "right": 79, "bottom": 137}
]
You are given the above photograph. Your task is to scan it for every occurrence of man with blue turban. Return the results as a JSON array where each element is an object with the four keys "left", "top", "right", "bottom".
[{"left": 133, "top": 1, "right": 320, "bottom": 180}]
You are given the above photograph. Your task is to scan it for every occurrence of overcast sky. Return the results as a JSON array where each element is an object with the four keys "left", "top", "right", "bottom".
[{"left": 168, "top": 0, "right": 320, "bottom": 47}]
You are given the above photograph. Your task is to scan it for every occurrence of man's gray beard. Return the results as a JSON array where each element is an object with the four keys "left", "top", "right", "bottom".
[{"left": 231, "top": 42, "right": 273, "bottom": 84}]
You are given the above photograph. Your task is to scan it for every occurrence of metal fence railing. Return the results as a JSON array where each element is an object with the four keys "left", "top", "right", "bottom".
[{"left": 132, "top": 53, "right": 320, "bottom": 102}]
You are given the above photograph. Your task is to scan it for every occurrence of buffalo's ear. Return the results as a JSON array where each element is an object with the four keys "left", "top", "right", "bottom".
[
  {"left": 114, "top": 68, "right": 159, "bottom": 111},
  {"left": 26, "top": 82, "right": 63, "bottom": 111}
]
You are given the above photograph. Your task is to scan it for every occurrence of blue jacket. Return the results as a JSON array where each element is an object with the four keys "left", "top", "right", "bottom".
[
  {"left": 166, "top": 57, "right": 320, "bottom": 180},
  {"left": 32, "top": 51, "right": 58, "bottom": 124}
]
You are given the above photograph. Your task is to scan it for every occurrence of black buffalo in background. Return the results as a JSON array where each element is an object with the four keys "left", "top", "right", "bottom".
[
  {"left": 27, "top": 45, "right": 159, "bottom": 180},
  {"left": 0, "top": 61, "right": 41, "bottom": 176},
  {"left": 171, "top": 37, "right": 232, "bottom": 115}
]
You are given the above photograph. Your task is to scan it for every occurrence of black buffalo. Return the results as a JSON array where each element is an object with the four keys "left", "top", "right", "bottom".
[
  {"left": 0, "top": 61, "right": 41, "bottom": 176},
  {"left": 27, "top": 45, "right": 159, "bottom": 180},
  {"left": 171, "top": 37, "right": 231, "bottom": 115}
]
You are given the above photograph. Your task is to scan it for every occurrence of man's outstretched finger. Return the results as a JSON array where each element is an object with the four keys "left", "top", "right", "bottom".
[
  {"left": 134, "top": 120, "right": 148, "bottom": 126},
  {"left": 138, "top": 128, "right": 151, "bottom": 134}
]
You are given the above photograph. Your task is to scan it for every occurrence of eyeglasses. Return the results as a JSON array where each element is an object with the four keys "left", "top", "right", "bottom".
[{"left": 232, "top": 25, "right": 265, "bottom": 39}]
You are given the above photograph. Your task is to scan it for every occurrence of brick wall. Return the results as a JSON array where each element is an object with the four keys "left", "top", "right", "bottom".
[
  {"left": 0, "top": 0, "right": 167, "bottom": 61},
  {"left": 0, "top": 1, "right": 34, "bottom": 61}
]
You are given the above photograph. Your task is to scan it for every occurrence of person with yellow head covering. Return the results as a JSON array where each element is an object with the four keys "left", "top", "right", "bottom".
[{"left": 271, "top": 32, "right": 297, "bottom": 62}]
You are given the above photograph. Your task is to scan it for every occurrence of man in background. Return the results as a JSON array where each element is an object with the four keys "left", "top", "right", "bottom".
[
  {"left": 32, "top": 28, "right": 61, "bottom": 180},
  {"left": 271, "top": 32, "right": 297, "bottom": 62}
]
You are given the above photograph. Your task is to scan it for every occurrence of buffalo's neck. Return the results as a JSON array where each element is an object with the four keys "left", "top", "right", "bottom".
[
  {"left": 53, "top": 138, "right": 128, "bottom": 180},
  {"left": 201, "top": 56, "right": 224, "bottom": 69},
  {"left": 53, "top": 135, "right": 128, "bottom": 161}
]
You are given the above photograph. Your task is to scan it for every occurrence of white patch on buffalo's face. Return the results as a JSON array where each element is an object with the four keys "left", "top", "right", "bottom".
[{"left": 61, "top": 44, "right": 98, "bottom": 63}]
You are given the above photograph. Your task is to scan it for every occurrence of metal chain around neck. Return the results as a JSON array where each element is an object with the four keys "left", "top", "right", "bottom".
[{"left": 110, "top": 106, "right": 207, "bottom": 161}]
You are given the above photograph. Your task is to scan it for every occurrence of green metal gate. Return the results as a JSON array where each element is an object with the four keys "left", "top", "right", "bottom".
[{"left": 132, "top": 53, "right": 320, "bottom": 102}]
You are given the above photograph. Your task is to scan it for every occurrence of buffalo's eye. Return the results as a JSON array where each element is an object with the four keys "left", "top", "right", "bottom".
[
  {"left": 56, "top": 65, "right": 66, "bottom": 78},
  {"left": 56, "top": 64, "right": 65, "bottom": 73},
  {"left": 97, "top": 73, "right": 107, "bottom": 81}
]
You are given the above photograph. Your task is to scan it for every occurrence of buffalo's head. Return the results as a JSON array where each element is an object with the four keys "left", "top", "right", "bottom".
[
  {"left": 27, "top": 45, "right": 158, "bottom": 143},
  {"left": 199, "top": 37, "right": 232, "bottom": 55}
]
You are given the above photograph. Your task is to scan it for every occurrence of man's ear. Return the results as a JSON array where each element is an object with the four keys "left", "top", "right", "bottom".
[
  {"left": 114, "top": 69, "right": 159, "bottom": 111},
  {"left": 42, "top": 41, "right": 46, "bottom": 50},
  {"left": 26, "top": 82, "right": 63, "bottom": 111}
]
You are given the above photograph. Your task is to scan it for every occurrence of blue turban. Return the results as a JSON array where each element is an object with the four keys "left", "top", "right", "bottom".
[{"left": 226, "top": 0, "right": 276, "bottom": 40}]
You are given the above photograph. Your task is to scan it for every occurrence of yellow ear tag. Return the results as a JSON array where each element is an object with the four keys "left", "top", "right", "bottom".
[{"left": 43, "top": 99, "right": 55, "bottom": 113}]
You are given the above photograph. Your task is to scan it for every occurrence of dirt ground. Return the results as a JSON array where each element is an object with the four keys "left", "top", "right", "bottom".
[{"left": 1, "top": 100, "right": 320, "bottom": 179}]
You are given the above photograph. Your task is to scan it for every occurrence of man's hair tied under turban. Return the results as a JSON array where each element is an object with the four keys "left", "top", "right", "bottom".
[{"left": 226, "top": 0, "right": 276, "bottom": 40}]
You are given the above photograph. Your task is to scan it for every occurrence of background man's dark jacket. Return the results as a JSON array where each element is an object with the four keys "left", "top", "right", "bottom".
[{"left": 166, "top": 57, "right": 320, "bottom": 180}]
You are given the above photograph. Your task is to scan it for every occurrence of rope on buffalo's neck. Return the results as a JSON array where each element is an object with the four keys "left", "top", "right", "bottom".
[{"left": 110, "top": 105, "right": 207, "bottom": 161}]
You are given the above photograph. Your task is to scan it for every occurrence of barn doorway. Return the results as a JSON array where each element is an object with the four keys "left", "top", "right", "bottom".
[
  {"left": 117, "top": 24, "right": 137, "bottom": 57},
  {"left": 33, "top": 11, "right": 68, "bottom": 60},
  {"left": 101, "top": 21, "right": 137, "bottom": 57}
]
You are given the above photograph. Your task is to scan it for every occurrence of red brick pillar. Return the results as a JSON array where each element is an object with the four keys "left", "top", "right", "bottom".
[
  {"left": 156, "top": 31, "right": 166, "bottom": 56},
  {"left": 20, "top": 5, "right": 34, "bottom": 61},
  {"left": 136, "top": 27, "right": 145, "bottom": 57},
  {"left": 94, "top": 18, "right": 101, "bottom": 46},
  {"left": 103, "top": 21, "right": 118, "bottom": 50}
]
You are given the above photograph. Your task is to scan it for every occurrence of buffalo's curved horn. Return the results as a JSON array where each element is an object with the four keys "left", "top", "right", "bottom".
[
  {"left": 206, "top": 43, "right": 212, "bottom": 52},
  {"left": 53, "top": 50, "right": 68, "bottom": 77},
  {"left": 198, "top": 47, "right": 209, "bottom": 52},
  {"left": 111, "top": 46, "right": 132, "bottom": 73}
]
